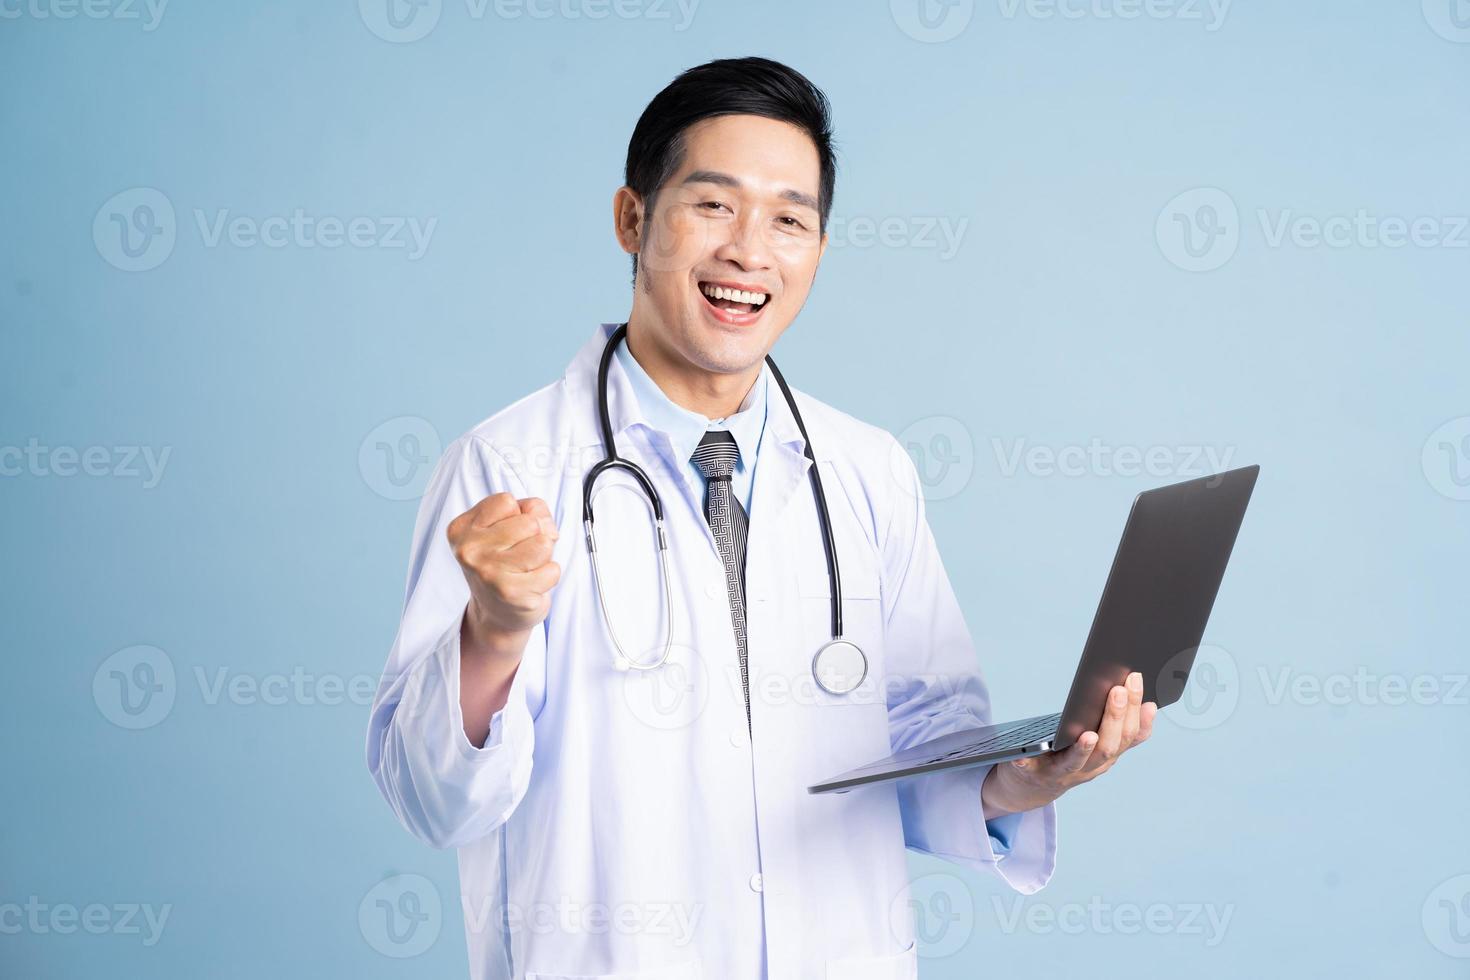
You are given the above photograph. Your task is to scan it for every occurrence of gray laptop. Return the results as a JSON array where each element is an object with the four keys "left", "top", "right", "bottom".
[{"left": 808, "top": 465, "right": 1259, "bottom": 795}]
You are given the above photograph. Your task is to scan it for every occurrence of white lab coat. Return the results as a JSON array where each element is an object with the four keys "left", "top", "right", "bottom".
[{"left": 367, "top": 322, "right": 1057, "bottom": 980}]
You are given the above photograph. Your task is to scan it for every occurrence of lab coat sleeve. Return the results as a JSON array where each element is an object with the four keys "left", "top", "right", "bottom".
[
  {"left": 880, "top": 436, "right": 1057, "bottom": 895},
  {"left": 365, "top": 435, "right": 539, "bottom": 850}
]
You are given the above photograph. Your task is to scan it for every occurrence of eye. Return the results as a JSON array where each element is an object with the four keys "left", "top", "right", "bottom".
[
  {"left": 776, "top": 215, "right": 817, "bottom": 237},
  {"left": 700, "top": 201, "right": 732, "bottom": 213}
]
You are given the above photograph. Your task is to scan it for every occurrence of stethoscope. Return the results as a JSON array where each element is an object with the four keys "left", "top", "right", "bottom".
[{"left": 582, "top": 323, "right": 869, "bottom": 697}]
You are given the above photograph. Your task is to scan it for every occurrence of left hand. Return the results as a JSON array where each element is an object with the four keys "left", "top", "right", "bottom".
[{"left": 982, "top": 671, "right": 1156, "bottom": 817}]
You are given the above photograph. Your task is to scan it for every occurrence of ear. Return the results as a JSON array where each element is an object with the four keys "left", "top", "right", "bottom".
[{"left": 613, "top": 186, "right": 645, "bottom": 256}]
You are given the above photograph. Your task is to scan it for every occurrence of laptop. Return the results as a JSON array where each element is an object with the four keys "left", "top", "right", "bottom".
[{"left": 807, "top": 464, "right": 1259, "bottom": 795}]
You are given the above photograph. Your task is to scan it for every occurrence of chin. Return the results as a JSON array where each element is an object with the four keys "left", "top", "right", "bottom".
[{"left": 682, "top": 315, "right": 774, "bottom": 373}]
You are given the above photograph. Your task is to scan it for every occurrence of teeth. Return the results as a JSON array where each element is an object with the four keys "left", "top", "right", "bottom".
[{"left": 701, "top": 283, "right": 767, "bottom": 306}]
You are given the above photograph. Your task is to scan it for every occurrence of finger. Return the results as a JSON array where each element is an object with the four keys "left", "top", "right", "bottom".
[
  {"left": 518, "top": 497, "right": 553, "bottom": 522},
  {"left": 448, "top": 493, "right": 516, "bottom": 545},
  {"left": 518, "top": 559, "right": 561, "bottom": 595},
  {"left": 1137, "top": 701, "right": 1158, "bottom": 742},
  {"left": 1058, "top": 731, "right": 1098, "bottom": 773},
  {"left": 1092, "top": 684, "right": 1128, "bottom": 768},
  {"left": 510, "top": 501, "right": 560, "bottom": 543},
  {"left": 499, "top": 531, "right": 557, "bottom": 572},
  {"left": 1121, "top": 671, "right": 1143, "bottom": 747},
  {"left": 481, "top": 513, "right": 546, "bottom": 551},
  {"left": 468, "top": 492, "right": 521, "bottom": 529},
  {"left": 1011, "top": 751, "right": 1054, "bottom": 779}
]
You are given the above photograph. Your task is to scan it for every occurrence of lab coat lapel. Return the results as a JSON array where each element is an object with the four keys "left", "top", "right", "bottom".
[
  {"left": 744, "top": 379, "right": 812, "bottom": 604},
  {"left": 565, "top": 322, "right": 638, "bottom": 447}
]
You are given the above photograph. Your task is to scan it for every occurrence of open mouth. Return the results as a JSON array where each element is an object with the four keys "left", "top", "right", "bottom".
[{"left": 699, "top": 281, "right": 770, "bottom": 318}]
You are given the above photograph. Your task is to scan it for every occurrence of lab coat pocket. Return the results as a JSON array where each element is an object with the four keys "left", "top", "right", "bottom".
[
  {"left": 525, "top": 961, "right": 702, "bottom": 980},
  {"left": 824, "top": 940, "right": 918, "bottom": 980}
]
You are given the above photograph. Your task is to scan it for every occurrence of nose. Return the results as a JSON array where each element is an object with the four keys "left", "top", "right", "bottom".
[{"left": 712, "top": 209, "right": 774, "bottom": 273}]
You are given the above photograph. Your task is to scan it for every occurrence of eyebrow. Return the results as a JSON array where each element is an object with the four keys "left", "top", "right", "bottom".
[{"left": 681, "top": 170, "right": 820, "bottom": 215}]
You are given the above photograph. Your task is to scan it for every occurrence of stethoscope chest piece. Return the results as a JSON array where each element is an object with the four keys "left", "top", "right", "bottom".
[{"left": 811, "top": 639, "right": 868, "bottom": 696}]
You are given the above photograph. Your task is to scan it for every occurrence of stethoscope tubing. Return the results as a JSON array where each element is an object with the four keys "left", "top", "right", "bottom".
[{"left": 582, "top": 322, "right": 850, "bottom": 675}]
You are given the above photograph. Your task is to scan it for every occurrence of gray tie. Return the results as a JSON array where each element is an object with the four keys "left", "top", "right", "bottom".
[{"left": 690, "top": 430, "right": 751, "bottom": 731}]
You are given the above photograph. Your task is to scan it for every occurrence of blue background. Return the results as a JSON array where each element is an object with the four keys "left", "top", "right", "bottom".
[{"left": 3, "top": 0, "right": 1468, "bottom": 976}]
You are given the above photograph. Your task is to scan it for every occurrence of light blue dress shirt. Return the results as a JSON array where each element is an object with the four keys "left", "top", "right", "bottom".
[{"left": 614, "top": 335, "right": 769, "bottom": 515}]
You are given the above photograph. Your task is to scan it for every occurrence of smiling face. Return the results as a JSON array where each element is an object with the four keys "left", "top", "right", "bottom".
[{"left": 614, "top": 113, "right": 828, "bottom": 412}]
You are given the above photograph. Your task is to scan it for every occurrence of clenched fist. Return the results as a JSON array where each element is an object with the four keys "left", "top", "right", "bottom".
[{"left": 447, "top": 493, "right": 562, "bottom": 642}]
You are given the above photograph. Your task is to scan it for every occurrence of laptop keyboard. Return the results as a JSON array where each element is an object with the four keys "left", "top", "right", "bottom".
[{"left": 929, "top": 712, "right": 1062, "bottom": 763}]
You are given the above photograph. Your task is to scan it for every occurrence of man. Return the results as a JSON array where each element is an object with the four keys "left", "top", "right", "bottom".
[{"left": 367, "top": 57, "right": 1155, "bottom": 980}]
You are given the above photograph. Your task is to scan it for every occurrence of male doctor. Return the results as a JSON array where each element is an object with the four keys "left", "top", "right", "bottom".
[{"left": 368, "top": 57, "right": 1156, "bottom": 980}]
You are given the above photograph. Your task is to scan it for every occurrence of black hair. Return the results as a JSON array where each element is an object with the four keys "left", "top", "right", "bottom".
[{"left": 623, "top": 56, "right": 837, "bottom": 283}]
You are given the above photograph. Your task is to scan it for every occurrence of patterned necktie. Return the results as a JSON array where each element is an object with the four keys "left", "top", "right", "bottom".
[{"left": 690, "top": 429, "right": 751, "bottom": 731}]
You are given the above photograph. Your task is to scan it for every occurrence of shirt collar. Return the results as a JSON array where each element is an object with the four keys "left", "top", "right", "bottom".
[
  {"left": 566, "top": 323, "right": 804, "bottom": 456},
  {"left": 613, "top": 328, "right": 768, "bottom": 472}
]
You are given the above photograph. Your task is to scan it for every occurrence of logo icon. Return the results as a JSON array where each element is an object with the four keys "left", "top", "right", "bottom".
[
  {"left": 1422, "top": 416, "right": 1470, "bottom": 501},
  {"left": 1156, "top": 187, "right": 1240, "bottom": 272},
  {"left": 891, "top": 416, "right": 975, "bottom": 501},
  {"left": 359, "top": 416, "right": 441, "bottom": 501},
  {"left": 93, "top": 188, "right": 176, "bottom": 272},
  {"left": 1157, "top": 642, "right": 1239, "bottom": 731},
  {"left": 93, "top": 645, "right": 177, "bottom": 729},
  {"left": 359, "top": 0, "right": 442, "bottom": 43},
  {"left": 891, "top": 871, "right": 974, "bottom": 959},
  {"left": 359, "top": 873, "right": 442, "bottom": 957},
  {"left": 891, "top": 0, "right": 975, "bottom": 42},
  {"left": 1423, "top": 0, "right": 1470, "bottom": 42},
  {"left": 1423, "top": 874, "right": 1470, "bottom": 957},
  {"left": 621, "top": 644, "right": 710, "bottom": 731}
]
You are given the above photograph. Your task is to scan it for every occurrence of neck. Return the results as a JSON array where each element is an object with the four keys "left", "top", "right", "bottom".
[{"left": 624, "top": 316, "right": 760, "bottom": 420}]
